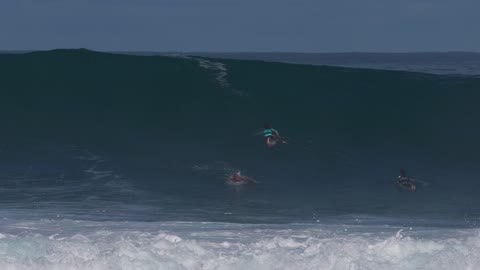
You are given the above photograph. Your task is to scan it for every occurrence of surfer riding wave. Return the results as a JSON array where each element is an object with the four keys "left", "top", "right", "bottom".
[{"left": 263, "top": 123, "right": 287, "bottom": 148}]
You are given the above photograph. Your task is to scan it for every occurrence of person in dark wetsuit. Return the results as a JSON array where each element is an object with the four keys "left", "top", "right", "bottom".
[
  {"left": 397, "top": 169, "right": 416, "bottom": 191},
  {"left": 263, "top": 123, "right": 287, "bottom": 148}
]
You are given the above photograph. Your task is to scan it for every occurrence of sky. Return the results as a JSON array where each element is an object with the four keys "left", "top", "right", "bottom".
[{"left": 1, "top": 0, "right": 479, "bottom": 52}]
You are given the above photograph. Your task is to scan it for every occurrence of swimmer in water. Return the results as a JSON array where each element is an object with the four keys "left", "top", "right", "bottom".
[
  {"left": 397, "top": 169, "right": 417, "bottom": 191},
  {"left": 229, "top": 171, "right": 256, "bottom": 183}
]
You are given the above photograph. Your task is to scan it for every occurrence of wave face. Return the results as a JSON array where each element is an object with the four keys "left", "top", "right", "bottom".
[
  {"left": 2, "top": 49, "right": 480, "bottom": 269},
  {"left": 1, "top": 49, "right": 480, "bottom": 227}
]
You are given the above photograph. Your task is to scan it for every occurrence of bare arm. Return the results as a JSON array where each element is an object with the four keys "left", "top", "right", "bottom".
[{"left": 242, "top": 176, "right": 257, "bottom": 183}]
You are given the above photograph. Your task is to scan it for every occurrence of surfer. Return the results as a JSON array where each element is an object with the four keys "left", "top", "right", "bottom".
[
  {"left": 397, "top": 169, "right": 416, "bottom": 191},
  {"left": 228, "top": 171, "right": 256, "bottom": 183},
  {"left": 264, "top": 123, "right": 287, "bottom": 147}
]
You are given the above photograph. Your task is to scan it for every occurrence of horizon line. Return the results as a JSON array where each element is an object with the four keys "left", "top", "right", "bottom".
[{"left": 1, "top": 49, "right": 480, "bottom": 55}]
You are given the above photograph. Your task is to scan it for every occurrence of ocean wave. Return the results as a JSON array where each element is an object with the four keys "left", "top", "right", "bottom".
[{"left": 1, "top": 49, "right": 480, "bottom": 225}]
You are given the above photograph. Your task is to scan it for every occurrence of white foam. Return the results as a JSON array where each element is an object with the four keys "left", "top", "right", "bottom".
[
  {"left": 84, "top": 167, "right": 113, "bottom": 180},
  {"left": 0, "top": 220, "right": 478, "bottom": 270},
  {"left": 192, "top": 57, "right": 246, "bottom": 96},
  {"left": 197, "top": 58, "right": 231, "bottom": 89}
]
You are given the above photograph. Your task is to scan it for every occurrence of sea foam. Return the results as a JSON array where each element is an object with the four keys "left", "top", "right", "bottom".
[{"left": 0, "top": 220, "right": 478, "bottom": 270}]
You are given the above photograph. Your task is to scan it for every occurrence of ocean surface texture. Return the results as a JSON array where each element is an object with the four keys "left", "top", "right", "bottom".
[{"left": 0, "top": 50, "right": 479, "bottom": 269}]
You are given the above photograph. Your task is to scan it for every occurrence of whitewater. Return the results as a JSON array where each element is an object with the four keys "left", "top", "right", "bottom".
[{"left": 0, "top": 219, "right": 479, "bottom": 270}]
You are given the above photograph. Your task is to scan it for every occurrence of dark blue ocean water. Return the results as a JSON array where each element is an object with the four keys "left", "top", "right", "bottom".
[
  {"left": 189, "top": 52, "right": 480, "bottom": 76},
  {"left": 0, "top": 50, "right": 479, "bottom": 269}
]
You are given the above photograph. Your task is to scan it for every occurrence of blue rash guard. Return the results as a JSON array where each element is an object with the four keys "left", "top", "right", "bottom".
[{"left": 264, "top": 128, "right": 278, "bottom": 138}]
